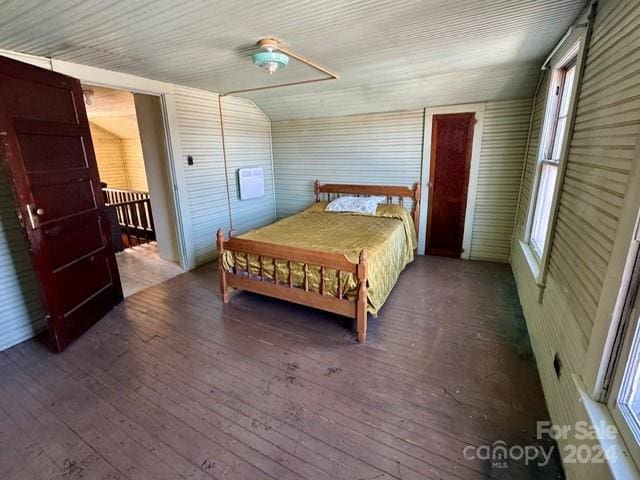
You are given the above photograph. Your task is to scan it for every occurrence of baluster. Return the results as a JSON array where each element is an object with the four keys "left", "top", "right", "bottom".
[
  {"left": 245, "top": 253, "right": 249, "bottom": 276},
  {"left": 140, "top": 201, "right": 150, "bottom": 244},
  {"left": 134, "top": 201, "right": 141, "bottom": 243},
  {"left": 287, "top": 261, "right": 293, "bottom": 287},
  {"left": 259, "top": 255, "right": 264, "bottom": 279},
  {"left": 147, "top": 199, "right": 156, "bottom": 237},
  {"left": 338, "top": 271, "right": 343, "bottom": 298},
  {"left": 273, "top": 258, "right": 279, "bottom": 285},
  {"left": 387, "top": 195, "right": 392, "bottom": 204},
  {"left": 320, "top": 267, "right": 325, "bottom": 295},
  {"left": 122, "top": 203, "right": 132, "bottom": 248},
  {"left": 399, "top": 197, "right": 404, "bottom": 207},
  {"left": 303, "top": 264, "right": 309, "bottom": 291}
]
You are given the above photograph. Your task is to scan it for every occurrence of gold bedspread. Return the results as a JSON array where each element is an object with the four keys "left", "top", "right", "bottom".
[{"left": 221, "top": 202, "right": 417, "bottom": 315}]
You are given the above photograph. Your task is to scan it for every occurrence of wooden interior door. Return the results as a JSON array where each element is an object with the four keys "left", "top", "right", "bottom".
[
  {"left": 0, "top": 55, "right": 123, "bottom": 352},
  {"left": 426, "top": 112, "right": 475, "bottom": 257}
]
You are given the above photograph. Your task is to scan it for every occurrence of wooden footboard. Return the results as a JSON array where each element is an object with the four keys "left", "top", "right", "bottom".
[{"left": 216, "top": 229, "right": 369, "bottom": 343}]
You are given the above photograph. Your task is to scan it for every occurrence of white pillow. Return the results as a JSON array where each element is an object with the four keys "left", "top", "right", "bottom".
[{"left": 325, "top": 196, "right": 384, "bottom": 215}]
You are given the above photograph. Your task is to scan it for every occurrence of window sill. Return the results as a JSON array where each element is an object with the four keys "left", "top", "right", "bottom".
[
  {"left": 519, "top": 240, "right": 543, "bottom": 282},
  {"left": 518, "top": 241, "right": 547, "bottom": 302},
  {"left": 573, "top": 374, "right": 640, "bottom": 480}
]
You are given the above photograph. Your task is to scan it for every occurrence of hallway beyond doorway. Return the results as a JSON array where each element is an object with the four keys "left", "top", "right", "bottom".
[{"left": 116, "top": 242, "right": 182, "bottom": 297}]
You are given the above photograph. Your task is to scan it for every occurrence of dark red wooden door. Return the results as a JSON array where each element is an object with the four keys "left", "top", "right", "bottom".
[
  {"left": 0, "top": 55, "right": 123, "bottom": 352},
  {"left": 426, "top": 112, "right": 475, "bottom": 257}
]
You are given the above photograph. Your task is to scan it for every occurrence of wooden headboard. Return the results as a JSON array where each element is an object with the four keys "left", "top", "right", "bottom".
[{"left": 314, "top": 180, "right": 421, "bottom": 232}]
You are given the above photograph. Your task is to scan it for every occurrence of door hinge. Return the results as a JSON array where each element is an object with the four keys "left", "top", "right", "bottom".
[{"left": 555, "top": 85, "right": 560, "bottom": 95}]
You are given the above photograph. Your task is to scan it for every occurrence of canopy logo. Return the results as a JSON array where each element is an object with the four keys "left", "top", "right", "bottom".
[
  {"left": 462, "top": 441, "right": 554, "bottom": 469},
  {"left": 463, "top": 421, "right": 620, "bottom": 469}
]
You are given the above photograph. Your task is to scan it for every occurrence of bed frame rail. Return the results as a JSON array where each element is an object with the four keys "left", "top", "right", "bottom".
[
  {"left": 217, "top": 230, "right": 369, "bottom": 342},
  {"left": 216, "top": 181, "right": 420, "bottom": 344}
]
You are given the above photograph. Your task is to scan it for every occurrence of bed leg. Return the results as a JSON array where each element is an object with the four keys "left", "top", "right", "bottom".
[
  {"left": 356, "top": 250, "right": 368, "bottom": 343},
  {"left": 216, "top": 228, "right": 229, "bottom": 303}
]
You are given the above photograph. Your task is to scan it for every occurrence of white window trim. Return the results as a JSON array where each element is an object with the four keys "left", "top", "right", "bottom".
[
  {"left": 573, "top": 374, "right": 639, "bottom": 480},
  {"left": 520, "top": 33, "right": 586, "bottom": 288},
  {"left": 607, "top": 261, "right": 640, "bottom": 469}
]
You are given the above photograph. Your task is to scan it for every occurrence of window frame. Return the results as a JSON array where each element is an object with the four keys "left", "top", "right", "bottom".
[
  {"left": 521, "top": 39, "right": 582, "bottom": 286},
  {"left": 605, "top": 244, "right": 640, "bottom": 469}
]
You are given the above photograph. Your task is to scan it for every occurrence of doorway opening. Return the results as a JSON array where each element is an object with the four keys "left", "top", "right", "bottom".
[{"left": 83, "top": 85, "right": 182, "bottom": 297}]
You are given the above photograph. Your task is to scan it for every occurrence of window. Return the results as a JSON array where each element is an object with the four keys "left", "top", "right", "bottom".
[
  {"left": 607, "top": 247, "right": 640, "bottom": 467},
  {"left": 528, "top": 59, "right": 577, "bottom": 259}
]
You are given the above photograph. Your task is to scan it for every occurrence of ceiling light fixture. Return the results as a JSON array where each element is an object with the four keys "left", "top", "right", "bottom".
[
  {"left": 252, "top": 38, "right": 289, "bottom": 74},
  {"left": 223, "top": 37, "right": 338, "bottom": 95},
  {"left": 82, "top": 88, "right": 94, "bottom": 105}
]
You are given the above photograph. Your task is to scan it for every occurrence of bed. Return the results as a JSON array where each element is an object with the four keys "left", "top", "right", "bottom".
[{"left": 216, "top": 181, "right": 421, "bottom": 343}]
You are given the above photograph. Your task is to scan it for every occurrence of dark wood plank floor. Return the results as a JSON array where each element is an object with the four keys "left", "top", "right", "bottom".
[{"left": 0, "top": 256, "right": 563, "bottom": 480}]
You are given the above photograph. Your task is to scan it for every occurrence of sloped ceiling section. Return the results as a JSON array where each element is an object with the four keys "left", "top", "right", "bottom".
[
  {"left": 0, "top": 0, "right": 585, "bottom": 120},
  {"left": 84, "top": 86, "right": 140, "bottom": 139}
]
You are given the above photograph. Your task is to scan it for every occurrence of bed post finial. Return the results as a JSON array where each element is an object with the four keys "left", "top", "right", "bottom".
[
  {"left": 216, "top": 228, "right": 229, "bottom": 303},
  {"left": 315, "top": 180, "right": 321, "bottom": 202},
  {"left": 356, "top": 249, "right": 368, "bottom": 344}
]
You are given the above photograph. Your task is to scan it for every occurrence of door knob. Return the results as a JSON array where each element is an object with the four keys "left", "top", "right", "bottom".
[{"left": 36, "top": 208, "right": 44, "bottom": 216}]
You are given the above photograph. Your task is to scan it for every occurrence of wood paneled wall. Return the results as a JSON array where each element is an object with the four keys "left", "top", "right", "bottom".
[
  {"left": 511, "top": 1, "right": 640, "bottom": 478},
  {"left": 90, "top": 123, "right": 130, "bottom": 189},
  {"left": 174, "top": 87, "right": 275, "bottom": 265},
  {"left": 272, "top": 101, "right": 532, "bottom": 263}
]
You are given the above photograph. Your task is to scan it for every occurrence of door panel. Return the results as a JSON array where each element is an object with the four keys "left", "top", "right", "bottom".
[
  {"left": 426, "top": 112, "right": 475, "bottom": 257},
  {"left": 44, "top": 216, "right": 106, "bottom": 271},
  {"left": 0, "top": 55, "right": 123, "bottom": 352},
  {"left": 55, "top": 255, "right": 116, "bottom": 314},
  {"left": 18, "top": 133, "right": 89, "bottom": 171},
  {"left": 31, "top": 180, "right": 98, "bottom": 220}
]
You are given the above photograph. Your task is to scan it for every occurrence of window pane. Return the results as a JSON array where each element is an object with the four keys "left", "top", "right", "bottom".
[
  {"left": 616, "top": 287, "right": 640, "bottom": 443},
  {"left": 551, "top": 116, "right": 567, "bottom": 161},
  {"left": 530, "top": 164, "right": 558, "bottom": 256},
  {"left": 559, "top": 65, "right": 576, "bottom": 117}
]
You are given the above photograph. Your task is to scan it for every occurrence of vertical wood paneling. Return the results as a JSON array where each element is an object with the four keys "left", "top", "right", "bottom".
[
  {"left": 90, "top": 122, "right": 130, "bottom": 189},
  {"left": 548, "top": 0, "right": 640, "bottom": 341},
  {"left": 174, "top": 86, "right": 230, "bottom": 265},
  {"left": 470, "top": 99, "right": 532, "bottom": 262},
  {"left": 512, "top": 1, "right": 640, "bottom": 478},
  {"left": 271, "top": 111, "right": 425, "bottom": 219},
  {"left": 174, "top": 87, "right": 275, "bottom": 265},
  {"left": 121, "top": 138, "right": 148, "bottom": 191},
  {"left": 220, "top": 96, "right": 275, "bottom": 235}
]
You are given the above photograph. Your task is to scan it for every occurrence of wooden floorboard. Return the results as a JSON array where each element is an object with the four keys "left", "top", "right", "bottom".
[{"left": 0, "top": 256, "right": 563, "bottom": 479}]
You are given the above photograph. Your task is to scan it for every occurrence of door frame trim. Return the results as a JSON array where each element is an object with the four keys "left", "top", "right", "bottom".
[
  {"left": 0, "top": 49, "right": 193, "bottom": 271},
  {"left": 418, "top": 103, "right": 485, "bottom": 257}
]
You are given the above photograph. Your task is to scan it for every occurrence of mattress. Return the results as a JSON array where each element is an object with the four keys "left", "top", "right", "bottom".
[{"left": 221, "top": 201, "right": 417, "bottom": 315}]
